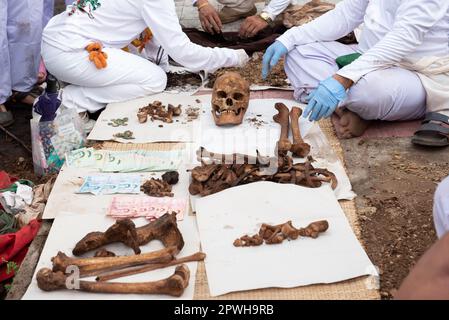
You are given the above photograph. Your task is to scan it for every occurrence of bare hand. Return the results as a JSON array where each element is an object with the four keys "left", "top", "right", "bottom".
[
  {"left": 239, "top": 15, "right": 268, "bottom": 38},
  {"left": 198, "top": 2, "right": 222, "bottom": 35}
]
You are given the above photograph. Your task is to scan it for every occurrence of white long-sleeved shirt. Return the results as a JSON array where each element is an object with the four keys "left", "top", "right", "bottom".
[
  {"left": 192, "top": 0, "right": 291, "bottom": 20},
  {"left": 42, "top": 0, "right": 240, "bottom": 72},
  {"left": 277, "top": 0, "right": 449, "bottom": 83}
]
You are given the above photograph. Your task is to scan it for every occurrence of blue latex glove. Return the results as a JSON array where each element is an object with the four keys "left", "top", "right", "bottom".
[
  {"left": 262, "top": 41, "right": 288, "bottom": 79},
  {"left": 303, "top": 76, "right": 347, "bottom": 121}
]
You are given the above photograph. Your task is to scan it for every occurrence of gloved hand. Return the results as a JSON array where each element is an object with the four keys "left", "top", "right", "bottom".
[
  {"left": 262, "top": 41, "right": 288, "bottom": 79},
  {"left": 303, "top": 76, "right": 347, "bottom": 121},
  {"left": 236, "top": 49, "right": 250, "bottom": 67}
]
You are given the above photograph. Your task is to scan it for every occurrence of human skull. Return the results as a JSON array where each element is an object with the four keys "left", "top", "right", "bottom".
[{"left": 211, "top": 72, "right": 250, "bottom": 126}]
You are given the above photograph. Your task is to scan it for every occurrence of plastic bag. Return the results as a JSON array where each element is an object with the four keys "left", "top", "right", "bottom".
[{"left": 31, "top": 107, "right": 86, "bottom": 176}]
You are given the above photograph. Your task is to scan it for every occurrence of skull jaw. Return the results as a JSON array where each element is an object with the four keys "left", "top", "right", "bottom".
[{"left": 211, "top": 109, "right": 245, "bottom": 126}]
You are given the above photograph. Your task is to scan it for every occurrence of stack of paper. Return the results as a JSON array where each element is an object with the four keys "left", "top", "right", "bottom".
[
  {"left": 107, "top": 196, "right": 187, "bottom": 221},
  {"left": 78, "top": 175, "right": 142, "bottom": 195},
  {"left": 66, "top": 147, "right": 183, "bottom": 172}
]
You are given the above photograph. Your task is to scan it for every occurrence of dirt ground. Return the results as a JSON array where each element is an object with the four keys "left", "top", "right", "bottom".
[{"left": 341, "top": 137, "right": 448, "bottom": 299}]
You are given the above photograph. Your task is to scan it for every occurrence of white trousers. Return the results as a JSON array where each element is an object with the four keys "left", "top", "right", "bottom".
[
  {"left": 434, "top": 176, "right": 449, "bottom": 238},
  {"left": 0, "top": 0, "right": 43, "bottom": 104},
  {"left": 215, "top": 0, "right": 256, "bottom": 13},
  {"left": 41, "top": 43, "right": 167, "bottom": 113},
  {"left": 285, "top": 41, "right": 427, "bottom": 121}
]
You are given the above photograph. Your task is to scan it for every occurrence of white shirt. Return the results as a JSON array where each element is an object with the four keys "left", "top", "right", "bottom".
[
  {"left": 192, "top": 0, "right": 291, "bottom": 20},
  {"left": 42, "top": 0, "right": 241, "bottom": 72},
  {"left": 277, "top": 0, "right": 449, "bottom": 83}
]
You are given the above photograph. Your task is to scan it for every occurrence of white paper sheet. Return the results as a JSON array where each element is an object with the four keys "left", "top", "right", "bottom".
[
  {"left": 23, "top": 212, "right": 200, "bottom": 300},
  {"left": 198, "top": 97, "right": 314, "bottom": 157},
  {"left": 190, "top": 96, "right": 355, "bottom": 201},
  {"left": 42, "top": 165, "right": 191, "bottom": 219},
  {"left": 195, "top": 182, "right": 376, "bottom": 297},
  {"left": 87, "top": 93, "right": 203, "bottom": 143}
]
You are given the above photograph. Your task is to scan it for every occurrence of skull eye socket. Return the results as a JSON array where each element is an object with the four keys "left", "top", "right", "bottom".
[
  {"left": 217, "top": 91, "right": 227, "bottom": 99},
  {"left": 233, "top": 93, "right": 244, "bottom": 101}
]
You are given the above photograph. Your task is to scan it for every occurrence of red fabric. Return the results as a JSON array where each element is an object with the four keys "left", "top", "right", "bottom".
[
  {"left": 0, "top": 219, "right": 41, "bottom": 282},
  {"left": 0, "top": 171, "right": 18, "bottom": 189}
]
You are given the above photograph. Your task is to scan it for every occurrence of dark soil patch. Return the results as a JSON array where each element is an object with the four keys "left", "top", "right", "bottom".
[
  {"left": 207, "top": 52, "right": 289, "bottom": 88},
  {"left": 342, "top": 138, "right": 449, "bottom": 299},
  {"left": 0, "top": 103, "right": 45, "bottom": 183},
  {"left": 166, "top": 72, "right": 202, "bottom": 92}
]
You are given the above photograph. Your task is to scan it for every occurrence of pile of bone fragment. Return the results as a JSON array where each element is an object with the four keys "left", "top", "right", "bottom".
[
  {"left": 234, "top": 220, "right": 329, "bottom": 247},
  {"left": 189, "top": 102, "right": 336, "bottom": 197},
  {"left": 137, "top": 100, "right": 182, "bottom": 124},
  {"left": 36, "top": 213, "right": 205, "bottom": 297},
  {"left": 141, "top": 171, "right": 179, "bottom": 197}
]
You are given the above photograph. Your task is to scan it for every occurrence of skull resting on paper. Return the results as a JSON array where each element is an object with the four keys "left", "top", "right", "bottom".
[{"left": 211, "top": 72, "right": 250, "bottom": 126}]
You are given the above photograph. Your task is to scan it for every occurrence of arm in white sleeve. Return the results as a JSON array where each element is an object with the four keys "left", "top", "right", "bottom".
[
  {"left": 337, "top": 0, "right": 449, "bottom": 83},
  {"left": 141, "top": 0, "right": 240, "bottom": 72},
  {"left": 277, "top": 0, "right": 369, "bottom": 51},
  {"left": 263, "top": 0, "right": 291, "bottom": 20}
]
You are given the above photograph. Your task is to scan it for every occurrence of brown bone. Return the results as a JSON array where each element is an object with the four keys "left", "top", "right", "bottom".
[
  {"left": 37, "top": 264, "right": 190, "bottom": 297},
  {"left": 273, "top": 102, "right": 292, "bottom": 155},
  {"left": 72, "top": 213, "right": 184, "bottom": 256},
  {"left": 289, "top": 107, "right": 311, "bottom": 158},
  {"left": 234, "top": 220, "right": 329, "bottom": 247},
  {"left": 96, "top": 252, "right": 206, "bottom": 282},
  {"left": 52, "top": 247, "right": 177, "bottom": 277}
]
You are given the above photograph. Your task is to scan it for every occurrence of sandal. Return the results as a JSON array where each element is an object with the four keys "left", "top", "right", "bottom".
[
  {"left": 9, "top": 86, "right": 43, "bottom": 106},
  {"left": 412, "top": 112, "right": 449, "bottom": 147},
  {"left": 0, "top": 105, "right": 14, "bottom": 127}
]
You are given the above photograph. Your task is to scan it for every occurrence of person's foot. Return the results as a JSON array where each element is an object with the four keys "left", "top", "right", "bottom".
[
  {"left": 79, "top": 111, "right": 96, "bottom": 135},
  {"left": 331, "top": 108, "right": 370, "bottom": 139},
  {"left": 9, "top": 90, "right": 40, "bottom": 106},
  {"left": 0, "top": 104, "right": 14, "bottom": 127},
  {"left": 219, "top": 6, "right": 257, "bottom": 24}
]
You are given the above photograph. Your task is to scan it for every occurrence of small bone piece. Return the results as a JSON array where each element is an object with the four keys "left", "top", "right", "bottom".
[
  {"left": 73, "top": 213, "right": 184, "bottom": 256},
  {"left": 234, "top": 220, "right": 329, "bottom": 247},
  {"left": 96, "top": 252, "right": 206, "bottom": 282},
  {"left": 52, "top": 247, "right": 177, "bottom": 277},
  {"left": 37, "top": 264, "right": 190, "bottom": 297},
  {"left": 161, "top": 171, "right": 179, "bottom": 185},
  {"left": 289, "top": 107, "right": 311, "bottom": 158},
  {"left": 273, "top": 102, "right": 292, "bottom": 155},
  {"left": 141, "top": 178, "right": 173, "bottom": 197},
  {"left": 137, "top": 111, "right": 148, "bottom": 123},
  {"left": 233, "top": 235, "right": 263, "bottom": 247},
  {"left": 94, "top": 249, "right": 116, "bottom": 258},
  {"left": 298, "top": 220, "right": 329, "bottom": 238}
]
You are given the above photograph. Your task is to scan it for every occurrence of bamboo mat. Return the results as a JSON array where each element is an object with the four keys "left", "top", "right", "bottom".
[{"left": 100, "top": 118, "right": 380, "bottom": 300}]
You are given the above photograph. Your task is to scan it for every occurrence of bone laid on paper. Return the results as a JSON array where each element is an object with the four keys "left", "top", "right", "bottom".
[
  {"left": 195, "top": 182, "right": 376, "bottom": 296},
  {"left": 23, "top": 213, "right": 200, "bottom": 300}
]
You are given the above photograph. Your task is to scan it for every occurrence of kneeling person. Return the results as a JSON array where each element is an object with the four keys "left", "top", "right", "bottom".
[
  {"left": 41, "top": 0, "right": 249, "bottom": 130},
  {"left": 263, "top": 0, "right": 449, "bottom": 146}
]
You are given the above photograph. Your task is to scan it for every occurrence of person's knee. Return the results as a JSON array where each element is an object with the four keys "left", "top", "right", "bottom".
[
  {"left": 345, "top": 69, "right": 426, "bottom": 121},
  {"left": 142, "top": 67, "right": 167, "bottom": 93},
  {"left": 285, "top": 44, "right": 313, "bottom": 75}
]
